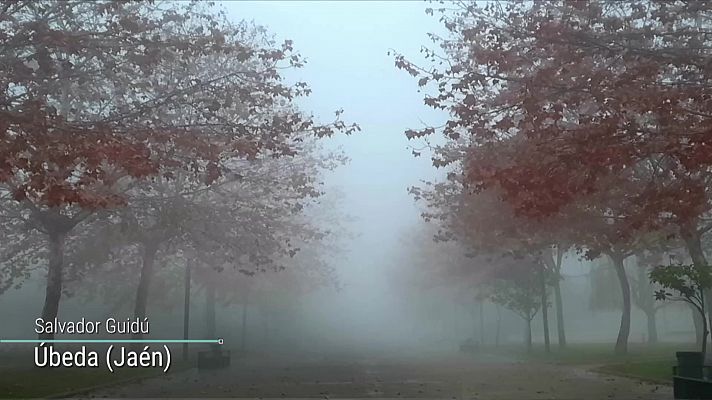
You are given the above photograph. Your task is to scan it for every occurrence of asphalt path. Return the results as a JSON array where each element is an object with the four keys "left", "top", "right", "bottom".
[{"left": 81, "top": 351, "right": 672, "bottom": 399}]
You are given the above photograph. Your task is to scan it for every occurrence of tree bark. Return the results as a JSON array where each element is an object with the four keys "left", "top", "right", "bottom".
[
  {"left": 645, "top": 309, "right": 658, "bottom": 344},
  {"left": 132, "top": 243, "right": 158, "bottom": 341},
  {"left": 553, "top": 248, "right": 567, "bottom": 348},
  {"left": 525, "top": 314, "right": 533, "bottom": 353},
  {"left": 479, "top": 300, "right": 485, "bottom": 345},
  {"left": 680, "top": 222, "right": 712, "bottom": 356},
  {"left": 702, "top": 290, "right": 709, "bottom": 360},
  {"left": 205, "top": 281, "right": 218, "bottom": 353},
  {"left": 495, "top": 303, "right": 502, "bottom": 347},
  {"left": 635, "top": 261, "right": 658, "bottom": 344},
  {"left": 205, "top": 283, "right": 216, "bottom": 339},
  {"left": 682, "top": 222, "right": 709, "bottom": 269},
  {"left": 471, "top": 305, "right": 477, "bottom": 340},
  {"left": 39, "top": 230, "right": 66, "bottom": 340},
  {"left": 610, "top": 253, "right": 631, "bottom": 355},
  {"left": 553, "top": 278, "right": 566, "bottom": 348},
  {"left": 540, "top": 265, "right": 551, "bottom": 353},
  {"left": 182, "top": 262, "right": 191, "bottom": 361},
  {"left": 544, "top": 248, "right": 567, "bottom": 348},
  {"left": 241, "top": 301, "right": 248, "bottom": 353},
  {"left": 262, "top": 316, "right": 270, "bottom": 346},
  {"left": 692, "top": 303, "right": 704, "bottom": 347}
]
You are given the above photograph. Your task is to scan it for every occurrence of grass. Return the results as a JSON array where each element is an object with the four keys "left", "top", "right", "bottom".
[
  {"left": 0, "top": 349, "right": 191, "bottom": 398},
  {"left": 0, "top": 342, "right": 691, "bottom": 396},
  {"left": 596, "top": 360, "right": 674, "bottom": 384},
  {"left": 487, "top": 342, "right": 693, "bottom": 364},
  {"left": 483, "top": 342, "right": 698, "bottom": 384}
]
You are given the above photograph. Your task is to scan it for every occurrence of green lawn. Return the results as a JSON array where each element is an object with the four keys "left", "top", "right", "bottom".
[
  {"left": 483, "top": 342, "right": 697, "bottom": 384},
  {"left": 489, "top": 342, "right": 693, "bottom": 363},
  {"left": 596, "top": 360, "right": 674, "bottom": 384}
]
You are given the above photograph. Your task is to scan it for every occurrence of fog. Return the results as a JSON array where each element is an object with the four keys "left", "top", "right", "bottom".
[{"left": 0, "top": 1, "right": 710, "bottom": 399}]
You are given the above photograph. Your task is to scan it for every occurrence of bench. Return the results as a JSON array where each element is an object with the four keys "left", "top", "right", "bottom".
[
  {"left": 673, "top": 366, "right": 712, "bottom": 399},
  {"left": 197, "top": 348, "right": 231, "bottom": 370},
  {"left": 459, "top": 343, "right": 478, "bottom": 354}
]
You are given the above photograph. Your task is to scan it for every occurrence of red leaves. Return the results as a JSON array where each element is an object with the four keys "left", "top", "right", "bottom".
[
  {"left": 394, "top": 54, "right": 419, "bottom": 77},
  {"left": 463, "top": 94, "right": 476, "bottom": 107},
  {"left": 12, "top": 187, "right": 26, "bottom": 202},
  {"left": 1, "top": 1, "right": 356, "bottom": 216},
  {"left": 118, "top": 16, "right": 142, "bottom": 34},
  {"left": 398, "top": 1, "right": 712, "bottom": 266},
  {"left": 410, "top": 1, "right": 712, "bottom": 226},
  {"left": 204, "top": 162, "right": 221, "bottom": 185},
  {"left": 405, "top": 127, "right": 435, "bottom": 140}
]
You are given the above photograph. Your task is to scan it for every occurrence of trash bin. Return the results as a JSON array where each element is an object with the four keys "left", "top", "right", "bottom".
[
  {"left": 197, "top": 349, "right": 231, "bottom": 370},
  {"left": 676, "top": 351, "right": 703, "bottom": 379}
]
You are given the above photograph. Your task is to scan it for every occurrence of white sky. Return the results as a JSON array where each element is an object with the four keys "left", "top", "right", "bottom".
[{"left": 223, "top": 1, "right": 448, "bottom": 341}]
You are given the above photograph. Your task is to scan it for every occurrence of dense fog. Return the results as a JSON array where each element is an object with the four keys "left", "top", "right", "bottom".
[{"left": 1, "top": 1, "right": 711, "bottom": 399}]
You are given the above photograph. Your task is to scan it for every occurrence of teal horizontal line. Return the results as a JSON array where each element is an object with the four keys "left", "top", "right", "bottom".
[{"left": 0, "top": 339, "right": 222, "bottom": 344}]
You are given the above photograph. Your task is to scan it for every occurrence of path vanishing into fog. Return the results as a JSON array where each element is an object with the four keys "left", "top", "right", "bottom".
[{"left": 79, "top": 350, "right": 671, "bottom": 399}]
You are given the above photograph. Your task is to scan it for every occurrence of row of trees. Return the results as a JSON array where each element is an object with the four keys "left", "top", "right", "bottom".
[
  {"left": 399, "top": 0, "right": 712, "bottom": 354},
  {"left": 401, "top": 219, "right": 688, "bottom": 352},
  {"left": 0, "top": 1, "right": 356, "bottom": 340}
]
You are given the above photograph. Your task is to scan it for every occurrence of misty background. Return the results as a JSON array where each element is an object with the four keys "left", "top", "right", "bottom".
[{"left": 0, "top": 0, "right": 697, "bottom": 358}]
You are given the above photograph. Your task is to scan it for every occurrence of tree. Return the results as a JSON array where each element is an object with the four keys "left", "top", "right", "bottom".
[
  {"left": 0, "top": 202, "right": 44, "bottom": 295},
  {"left": 397, "top": 0, "right": 712, "bottom": 354},
  {"left": 71, "top": 139, "right": 343, "bottom": 339},
  {"left": 487, "top": 256, "right": 543, "bottom": 353},
  {"left": 651, "top": 263, "right": 712, "bottom": 359},
  {"left": 410, "top": 167, "right": 574, "bottom": 350},
  {"left": 0, "top": 2, "right": 356, "bottom": 338},
  {"left": 632, "top": 252, "right": 670, "bottom": 344},
  {"left": 542, "top": 245, "right": 567, "bottom": 348}
]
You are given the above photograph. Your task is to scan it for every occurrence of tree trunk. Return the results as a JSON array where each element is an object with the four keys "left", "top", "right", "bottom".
[
  {"left": 702, "top": 291, "right": 709, "bottom": 360},
  {"left": 682, "top": 222, "right": 709, "bottom": 268},
  {"left": 634, "top": 260, "right": 658, "bottom": 344},
  {"left": 680, "top": 222, "right": 712, "bottom": 356},
  {"left": 39, "top": 231, "right": 66, "bottom": 340},
  {"left": 262, "top": 317, "right": 270, "bottom": 346},
  {"left": 553, "top": 277, "right": 566, "bottom": 348},
  {"left": 554, "top": 246, "right": 566, "bottom": 348},
  {"left": 241, "top": 302, "right": 248, "bottom": 353},
  {"left": 645, "top": 309, "right": 658, "bottom": 344},
  {"left": 610, "top": 253, "right": 631, "bottom": 355},
  {"left": 132, "top": 243, "right": 158, "bottom": 341},
  {"left": 205, "top": 283, "right": 216, "bottom": 339},
  {"left": 479, "top": 300, "right": 485, "bottom": 345},
  {"left": 703, "top": 320, "right": 709, "bottom": 361},
  {"left": 182, "top": 263, "right": 191, "bottom": 361},
  {"left": 540, "top": 265, "right": 551, "bottom": 353},
  {"left": 495, "top": 304, "right": 502, "bottom": 347},
  {"left": 692, "top": 303, "right": 704, "bottom": 347},
  {"left": 205, "top": 281, "right": 218, "bottom": 353},
  {"left": 471, "top": 306, "right": 477, "bottom": 340},
  {"left": 545, "top": 248, "right": 567, "bottom": 348},
  {"left": 525, "top": 315, "right": 532, "bottom": 353}
]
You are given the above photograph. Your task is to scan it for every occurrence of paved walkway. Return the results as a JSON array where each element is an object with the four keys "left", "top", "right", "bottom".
[{"left": 81, "top": 352, "right": 672, "bottom": 399}]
